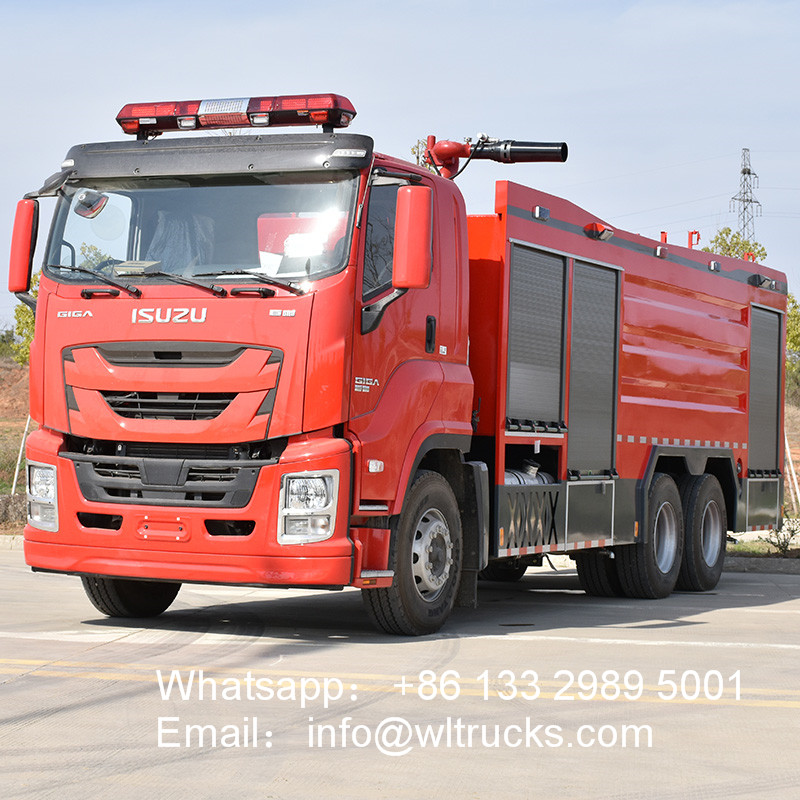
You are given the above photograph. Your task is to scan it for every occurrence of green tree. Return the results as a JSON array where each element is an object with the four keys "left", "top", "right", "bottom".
[
  {"left": 12, "top": 245, "right": 112, "bottom": 367},
  {"left": 787, "top": 294, "right": 800, "bottom": 352},
  {"left": 12, "top": 272, "right": 38, "bottom": 367},
  {"left": 78, "top": 243, "right": 111, "bottom": 270},
  {"left": 701, "top": 227, "right": 768, "bottom": 262},
  {"left": 0, "top": 327, "right": 15, "bottom": 359},
  {"left": 786, "top": 294, "right": 800, "bottom": 404},
  {"left": 411, "top": 139, "right": 437, "bottom": 173}
]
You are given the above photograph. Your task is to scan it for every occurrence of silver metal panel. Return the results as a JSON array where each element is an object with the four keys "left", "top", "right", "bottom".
[
  {"left": 748, "top": 307, "right": 781, "bottom": 469},
  {"left": 507, "top": 245, "right": 566, "bottom": 423},
  {"left": 567, "top": 262, "right": 619, "bottom": 472},
  {"left": 745, "top": 478, "right": 781, "bottom": 528},
  {"left": 565, "top": 479, "right": 615, "bottom": 545}
]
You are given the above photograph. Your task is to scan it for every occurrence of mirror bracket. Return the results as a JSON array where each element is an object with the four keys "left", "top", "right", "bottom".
[
  {"left": 361, "top": 288, "right": 407, "bottom": 334},
  {"left": 15, "top": 292, "right": 37, "bottom": 314}
]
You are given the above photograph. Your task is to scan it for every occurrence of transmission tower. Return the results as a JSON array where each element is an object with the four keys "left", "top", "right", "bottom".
[{"left": 730, "top": 148, "right": 761, "bottom": 240}]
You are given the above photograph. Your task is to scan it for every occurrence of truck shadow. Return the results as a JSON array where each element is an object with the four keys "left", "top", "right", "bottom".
[{"left": 82, "top": 564, "right": 800, "bottom": 644}]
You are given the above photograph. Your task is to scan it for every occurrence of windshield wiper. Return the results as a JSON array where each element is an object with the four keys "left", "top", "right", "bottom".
[
  {"left": 47, "top": 265, "right": 141, "bottom": 297},
  {"left": 194, "top": 270, "right": 305, "bottom": 296},
  {"left": 139, "top": 270, "right": 227, "bottom": 297}
]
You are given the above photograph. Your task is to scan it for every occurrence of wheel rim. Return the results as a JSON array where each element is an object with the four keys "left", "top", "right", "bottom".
[
  {"left": 654, "top": 501, "right": 679, "bottom": 574},
  {"left": 701, "top": 500, "right": 723, "bottom": 567},
  {"left": 411, "top": 508, "right": 453, "bottom": 602}
]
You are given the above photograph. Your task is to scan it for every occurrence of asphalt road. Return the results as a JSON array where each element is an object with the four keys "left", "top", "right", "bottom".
[{"left": 1, "top": 544, "right": 798, "bottom": 800}]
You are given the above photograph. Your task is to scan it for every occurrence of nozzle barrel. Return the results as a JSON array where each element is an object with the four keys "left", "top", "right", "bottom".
[{"left": 472, "top": 140, "right": 568, "bottom": 164}]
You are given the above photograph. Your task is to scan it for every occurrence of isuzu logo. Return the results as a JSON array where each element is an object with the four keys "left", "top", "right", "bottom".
[{"left": 131, "top": 308, "right": 207, "bottom": 324}]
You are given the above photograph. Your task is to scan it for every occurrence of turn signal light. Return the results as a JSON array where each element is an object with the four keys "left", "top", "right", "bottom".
[{"left": 584, "top": 222, "right": 614, "bottom": 241}]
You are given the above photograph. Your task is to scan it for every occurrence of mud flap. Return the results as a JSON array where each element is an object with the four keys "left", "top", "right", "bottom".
[{"left": 455, "top": 461, "right": 489, "bottom": 608}]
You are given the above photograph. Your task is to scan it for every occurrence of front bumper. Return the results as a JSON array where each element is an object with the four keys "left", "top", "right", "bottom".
[{"left": 24, "top": 428, "right": 359, "bottom": 587}]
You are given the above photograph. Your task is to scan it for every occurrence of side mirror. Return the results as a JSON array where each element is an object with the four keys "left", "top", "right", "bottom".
[
  {"left": 392, "top": 185, "right": 432, "bottom": 290},
  {"left": 74, "top": 189, "right": 108, "bottom": 219},
  {"left": 8, "top": 199, "right": 39, "bottom": 293}
]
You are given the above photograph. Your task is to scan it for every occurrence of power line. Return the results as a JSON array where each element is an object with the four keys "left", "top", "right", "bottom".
[
  {"left": 611, "top": 193, "right": 730, "bottom": 220},
  {"left": 554, "top": 152, "right": 738, "bottom": 190},
  {"left": 634, "top": 212, "right": 734, "bottom": 233}
]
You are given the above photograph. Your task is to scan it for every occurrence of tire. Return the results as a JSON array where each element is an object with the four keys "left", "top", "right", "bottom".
[
  {"left": 81, "top": 576, "right": 181, "bottom": 617},
  {"left": 479, "top": 561, "right": 528, "bottom": 582},
  {"left": 676, "top": 474, "right": 727, "bottom": 591},
  {"left": 617, "top": 473, "right": 684, "bottom": 599},
  {"left": 362, "top": 471, "right": 462, "bottom": 635},
  {"left": 575, "top": 550, "right": 624, "bottom": 597}
]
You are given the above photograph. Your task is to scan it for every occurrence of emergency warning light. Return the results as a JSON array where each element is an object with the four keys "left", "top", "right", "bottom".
[{"left": 116, "top": 93, "right": 356, "bottom": 138}]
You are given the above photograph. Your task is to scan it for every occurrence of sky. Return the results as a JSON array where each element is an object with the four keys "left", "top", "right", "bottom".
[{"left": 1, "top": 0, "right": 798, "bottom": 327}]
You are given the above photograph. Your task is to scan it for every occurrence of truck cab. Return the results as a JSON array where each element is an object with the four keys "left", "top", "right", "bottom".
[{"left": 10, "top": 94, "right": 475, "bottom": 633}]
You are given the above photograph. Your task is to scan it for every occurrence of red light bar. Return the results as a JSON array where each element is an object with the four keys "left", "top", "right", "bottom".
[{"left": 116, "top": 93, "right": 356, "bottom": 138}]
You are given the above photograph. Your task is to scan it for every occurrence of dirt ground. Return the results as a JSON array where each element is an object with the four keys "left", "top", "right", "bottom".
[
  {"left": 0, "top": 358, "right": 30, "bottom": 424},
  {"left": 0, "top": 360, "right": 30, "bottom": 493},
  {"left": 782, "top": 405, "right": 800, "bottom": 515},
  {"left": 0, "top": 360, "right": 30, "bottom": 528}
]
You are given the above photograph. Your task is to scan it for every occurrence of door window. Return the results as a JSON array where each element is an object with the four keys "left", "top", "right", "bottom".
[{"left": 362, "top": 183, "right": 400, "bottom": 299}]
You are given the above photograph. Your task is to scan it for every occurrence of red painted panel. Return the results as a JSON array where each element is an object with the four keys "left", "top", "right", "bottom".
[
  {"left": 467, "top": 179, "right": 786, "bottom": 485},
  {"left": 41, "top": 288, "right": 313, "bottom": 441},
  {"left": 23, "top": 427, "right": 356, "bottom": 587}
]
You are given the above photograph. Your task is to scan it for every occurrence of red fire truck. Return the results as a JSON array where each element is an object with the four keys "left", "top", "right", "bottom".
[{"left": 8, "top": 93, "right": 786, "bottom": 634}]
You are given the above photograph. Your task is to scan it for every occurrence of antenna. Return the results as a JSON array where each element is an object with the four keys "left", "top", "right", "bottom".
[{"left": 730, "top": 148, "right": 761, "bottom": 240}]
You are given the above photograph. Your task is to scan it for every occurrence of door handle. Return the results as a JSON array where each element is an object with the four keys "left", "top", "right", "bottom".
[{"left": 425, "top": 316, "right": 436, "bottom": 354}]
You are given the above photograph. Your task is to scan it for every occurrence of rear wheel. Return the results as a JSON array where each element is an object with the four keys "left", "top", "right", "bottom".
[
  {"left": 575, "top": 550, "right": 624, "bottom": 597},
  {"left": 676, "top": 474, "right": 727, "bottom": 591},
  {"left": 362, "top": 471, "right": 462, "bottom": 635},
  {"left": 81, "top": 576, "right": 181, "bottom": 617},
  {"left": 617, "top": 473, "right": 683, "bottom": 598}
]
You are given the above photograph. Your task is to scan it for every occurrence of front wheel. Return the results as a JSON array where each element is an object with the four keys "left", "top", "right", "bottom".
[
  {"left": 81, "top": 576, "right": 181, "bottom": 617},
  {"left": 616, "top": 473, "right": 684, "bottom": 599},
  {"left": 362, "top": 471, "right": 462, "bottom": 635}
]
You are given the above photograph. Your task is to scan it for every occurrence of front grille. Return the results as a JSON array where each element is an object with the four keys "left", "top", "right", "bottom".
[
  {"left": 100, "top": 391, "right": 235, "bottom": 420},
  {"left": 186, "top": 466, "right": 238, "bottom": 483},
  {"left": 64, "top": 436, "right": 287, "bottom": 463},
  {"left": 94, "top": 342, "right": 249, "bottom": 368},
  {"left": 92, "top": 462, "right": 141, "bottom": 480},
  {"left": 125, "top": 442, "right": 232, "bottom": 459},
  {"left": 69, "top": 454, "right": 271, "bottom": 508}
]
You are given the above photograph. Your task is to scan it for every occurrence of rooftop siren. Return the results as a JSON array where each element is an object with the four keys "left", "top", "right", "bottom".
[{"left": 116, "top": 93, "right": 357, "bottom": 139}]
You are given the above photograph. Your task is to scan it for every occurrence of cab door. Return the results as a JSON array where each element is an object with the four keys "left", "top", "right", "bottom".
[{"left": 348, "top": 177, "right": 443, "bottom": 506}]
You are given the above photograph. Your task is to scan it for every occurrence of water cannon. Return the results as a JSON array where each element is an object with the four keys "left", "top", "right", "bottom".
[{"left": 425, "top": 134, "right": 568, "bottom": 179}]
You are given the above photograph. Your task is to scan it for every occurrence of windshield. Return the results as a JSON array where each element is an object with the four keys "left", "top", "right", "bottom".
[{"left": 45, "top": 172, "right": 359, "bottom": 284}]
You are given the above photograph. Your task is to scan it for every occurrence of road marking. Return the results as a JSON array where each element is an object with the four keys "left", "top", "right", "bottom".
[
  {"left": 725, "top": 607, "right": 800, "bottom": 615},
  {"left": 0, "top": 629, "right": 317, "bottom": 645},
  {"left": 2, "top": 625, "right": 799, "bottom": 651},
  {"left": 182, "top": 587, "right": 268, "bottom": 597},
  {"left": 467, "top": 633, "right": 800, "bottom": 651}
]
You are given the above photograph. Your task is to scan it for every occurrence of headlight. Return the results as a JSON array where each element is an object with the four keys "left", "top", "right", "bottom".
[
  {"left": 30, "top": 465, "right": 56, "bottom": 501},
  {"left": 28, "top": 462, "right": 58, "bottom": 532},
  {"left": 285, "top": 476, "right": 332, "bottom": 511},
  {"left": 279, "top": 471, "right": 338, "bottom": 544}
]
